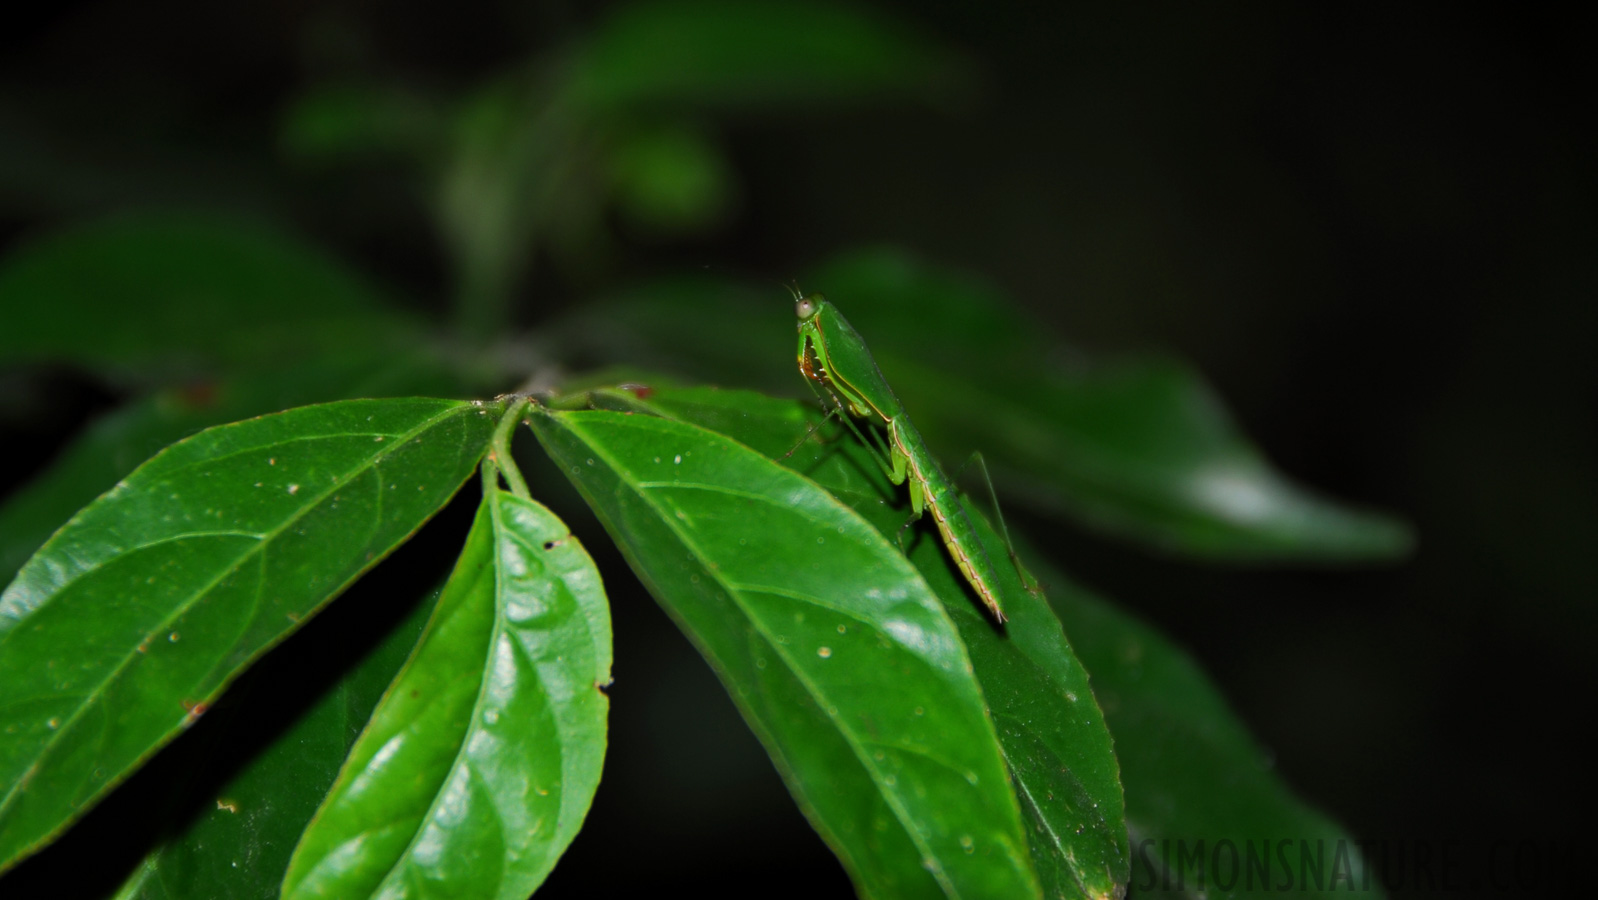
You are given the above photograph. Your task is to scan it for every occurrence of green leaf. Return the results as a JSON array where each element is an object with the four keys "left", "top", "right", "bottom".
[
  {"left": 435, "top": 76, "right": 571, "bottom": 340},
  {"left": 0, "top": 213, "right": 423, "bottom": 375},
  {"left": 560, "top": 250, "right": 1412, "bottom": 562},
  {"left": 607, "top": 124, "right": 736, "bottom": 235},
  {"left": 550, "top": 276, "right": 781, "bottom": 384},
  {"left": 280, "top": 84, "right": 448, "bottom": 164},
  {"left": 896, "top": 502, "right": 1129, "bottom": 900},
  {"left": 105, "top": 585, "right": 439, "bottom": 900},
  {"left": 568, "top": 0, "right": 968, "bottom": 110},
  {"left": 0, "top": 398, "right": 500, "bottom": 872},
  {"left": 813, "top": 251, "right": 1413, "bottom": 563},
  {"left": 527, "top": 408, "right": 1039, "bottom": 899},
  {"left": 0, "top": 355, "right": 474, "bottom": 584},
  {"left": 282, "top": 485, "right": 611, "bottom": 900},
  {"left": 602, "top": 384, "right": 1130, "bottom": 899},
  {"left": 1049, "top": 577, "right": 1385, "bottom": 898}
]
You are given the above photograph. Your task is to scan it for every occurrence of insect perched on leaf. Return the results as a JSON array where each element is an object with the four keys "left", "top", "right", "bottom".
[{"left": 794, "top": 292, "right": 1022, "bottom": 622}]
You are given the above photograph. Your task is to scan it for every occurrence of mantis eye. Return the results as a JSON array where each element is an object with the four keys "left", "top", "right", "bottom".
[{"left": 796, "top": 293, "right": 825, "bottom": 321}]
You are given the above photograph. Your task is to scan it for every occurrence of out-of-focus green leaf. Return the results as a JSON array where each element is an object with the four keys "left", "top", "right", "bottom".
[
  {"left": 595, "top": 384, "right": 1129, "bottom": 899},
  {"left": 104, "top": 586, "right": 439, "bottom": 900},
  {"left": 0, "top": 354, "right": 474, "bottom": 584},
  {"left": 436, "top": 75, "right": 579, "bottom": 339},
  {"left": 0, "top": 398, "right": 500, "bottom": 873},
  {"left": 282, "top": 485, "right": 611, "bottom": 900},
  {"left": 527, "top": 407, "right": 1040, "bottom": 899},
  {"left": 809, "top": 251, "right": 1413, "bottom": 562},
  {"left": 607, "top": 124, "right": 735, "bottom": 234},
  {"left": 551, "top": 276, "right": 781, "bottom": 384},
  {"left": 568, "top": 0, "right": 969, "bottom": 110},
  {"left": 1048, "top": 575, "right": 1384, "bottom": 898},
  {"left": 280, "top": 84, "right": 448, "bottom": 164},
  {"left": 559, "top": 249, "right": 1413, "bottom": 562},
  {"left": 0, "top": 213, "right": 424, "bottom": 375}
]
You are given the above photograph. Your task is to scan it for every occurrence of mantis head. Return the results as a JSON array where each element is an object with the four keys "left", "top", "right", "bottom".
[{"left": 795, "top": 292, "right": 825, "bottom": 322}]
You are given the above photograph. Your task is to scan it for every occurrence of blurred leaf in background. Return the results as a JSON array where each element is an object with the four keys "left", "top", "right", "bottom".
[
  {"left": 557, "top": 249, "right": 1412, "bottom": 562},
  {"left": 0, "top": 213, "right": 423, "bottom": 379},
  {"left": 280, "top": 0, "right": 971, "bottom": 338}
]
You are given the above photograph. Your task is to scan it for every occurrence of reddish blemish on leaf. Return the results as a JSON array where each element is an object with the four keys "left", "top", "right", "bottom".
[{"left": 181, "top": 700, "right": 210, "bottom": 728}]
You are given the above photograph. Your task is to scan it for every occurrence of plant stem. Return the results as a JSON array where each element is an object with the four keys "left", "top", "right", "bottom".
[{"left": 486, "top": 397, "right": 532, "bottom": 499}]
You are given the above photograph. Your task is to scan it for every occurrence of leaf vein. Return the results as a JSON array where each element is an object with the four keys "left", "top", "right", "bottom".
[{"left": 0, "top": 404, "right": 472, "bottom": 825}]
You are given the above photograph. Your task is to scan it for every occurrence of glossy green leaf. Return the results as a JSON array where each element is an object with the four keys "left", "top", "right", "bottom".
[
  {"left": 1049, "top": 577, "right": 1384, "bottom": 898},
  {"left": 0, "top": 398, "right": 500, "bottom": 872},
  {"left": 527, "top": 408, "right": 1039, "bottom": 899},
  {"left": 105, "top": 586, "right": 439, "bottom": 900},
  {"left": 568, "top": 0, "right": 968, "bottom": 110},
  {"left": 0, "top": 354, "right": 474, "bottom": 584},
  {"left": 600, "top": 384, "right": 1130, "bottom": 899},
  {"left": 558, "top": 250, "right": 1412, "bottom": 562},
  {"left": 0, "top": 213, "right": 423, "bottom": 374},
  {"left": 282, "top": 484, "right": 611, "bottom": 900}
]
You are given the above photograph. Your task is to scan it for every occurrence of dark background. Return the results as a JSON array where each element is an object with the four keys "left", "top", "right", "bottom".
[{"left": 2, "top": 3, "right": 1591, "bottom": 897}]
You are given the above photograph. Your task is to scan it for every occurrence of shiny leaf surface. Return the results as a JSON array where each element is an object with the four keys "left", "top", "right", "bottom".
[
  {"left": 609, "top": 384, "right": 1130, "bottom": 899},
  {"left": 282, "top": 486, "right": 611, "bottom": 900},
  {"left": 528, "top": 407, "right": 1039, "bottom": 899},
  {"left": 0, "top": 398, "right": 499, "bottom": 872}
]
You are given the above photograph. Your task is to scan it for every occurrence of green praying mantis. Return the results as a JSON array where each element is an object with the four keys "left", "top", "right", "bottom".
[{"left": 793, "top": 292, "right": 1026, "bottom": 623}]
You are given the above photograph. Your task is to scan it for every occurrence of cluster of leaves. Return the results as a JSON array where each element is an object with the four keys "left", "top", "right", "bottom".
[{"left": 0, "top": 2, "right": 1408, "bottom": 898}]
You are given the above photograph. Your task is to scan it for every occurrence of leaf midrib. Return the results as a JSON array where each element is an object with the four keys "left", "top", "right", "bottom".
[
  {"left": 371, "top": 491, "right": 554, "bottom": 900},
  {"left": 564, "top": 415, "right": 979, "bottom": 900}
]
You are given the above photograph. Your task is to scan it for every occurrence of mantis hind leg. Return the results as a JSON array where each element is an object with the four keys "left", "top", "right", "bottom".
[
  {"left": 779, "top": 411, "right": 833, "bottom": 460},
  {"left": 951, "top": 451, "right": 1042, "bottom": 595},
  {"left": 894, "top": 512, "right": 922, "bottom": 555}
]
